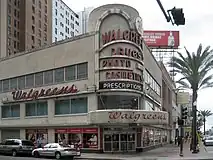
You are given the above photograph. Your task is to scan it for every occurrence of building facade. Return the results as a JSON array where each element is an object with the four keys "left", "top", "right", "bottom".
[
  {"left": 52, "top": 0, "right": 80, "bottom": 42},
  {"left": 77, "top": 7, "right": 94, "bottom": 34},
  {"left": 0, "top": 4, "right": 171, "bottom": 153},
  {"left": 0, "top": 0, "right": 52, "bottom": 57},
  {"left": 177, "top": 92, "right": 192, "bottom": 134},
  {"left": 159, "top": 62, "right": 177, "bottom": 142}
]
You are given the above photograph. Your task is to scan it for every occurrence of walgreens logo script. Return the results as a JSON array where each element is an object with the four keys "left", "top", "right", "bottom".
[{"left": 108, "top": 111, "right": 167, "bottom": 121}]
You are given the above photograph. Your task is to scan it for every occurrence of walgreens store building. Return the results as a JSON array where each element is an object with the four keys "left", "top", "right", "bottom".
[{"left": 0, "top": 4, "right": 168, "bottom": 152}]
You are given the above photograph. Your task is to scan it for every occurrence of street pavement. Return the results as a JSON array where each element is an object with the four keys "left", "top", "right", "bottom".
[
  {"left": 75, "top": 143, "right": 213, "bottom": 160},
  {"left": 0, "top": 144, "right": 213, "bottom": 160},
  {"left": 0, "top": 155, "right": 41, "bottom": 160},
  {"left": 0, "top": 155, "right": 88, "bottom": 160},
  {"left": 204, "top": 145, "right": 213, "bottom": 153}
]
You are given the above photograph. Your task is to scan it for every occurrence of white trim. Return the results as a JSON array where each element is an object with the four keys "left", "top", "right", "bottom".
[
  {"left": 99, "top": 40, "right": 143, "bottom": 54},
  {"left": 95, "top": 9, "right": 133, "bottom": 32}
]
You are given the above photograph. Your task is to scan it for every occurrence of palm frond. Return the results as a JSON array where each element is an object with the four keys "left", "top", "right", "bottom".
[
  {"left": 176, "top": 79, "right": 190, "bottom": 89},
  {"left": 172, "top": 44, "right": 213, "bottom": 92},
  {"left": 199, "top": 75, "right": 213, "bottom": 89},
  {"left": 200, "top": 110, "right": 213, "bottom": 117}
]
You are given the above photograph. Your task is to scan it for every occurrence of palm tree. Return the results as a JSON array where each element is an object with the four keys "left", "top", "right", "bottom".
[
  {"left": 168, "top": 44, "right": 213, "bottom": 153},
  {"left": 198, "top": 110, "right": 213, "bottom": 135}
]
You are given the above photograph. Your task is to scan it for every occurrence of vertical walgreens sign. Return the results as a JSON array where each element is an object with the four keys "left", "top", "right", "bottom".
[{"left": 99, "top": 29, "right": 144, "bottom": 92}]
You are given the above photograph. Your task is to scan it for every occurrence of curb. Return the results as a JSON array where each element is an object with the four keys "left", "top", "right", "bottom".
[
  {"left": 75, "top": 157, "right": 213, "bottom": 160},
  {"left": 75, "top": 158, "right": 125, "bottom": 160}
]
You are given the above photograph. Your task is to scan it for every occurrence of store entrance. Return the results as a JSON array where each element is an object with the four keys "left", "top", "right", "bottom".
[{"left": 103, "top": 132, "right": 136, "bottom": 152}]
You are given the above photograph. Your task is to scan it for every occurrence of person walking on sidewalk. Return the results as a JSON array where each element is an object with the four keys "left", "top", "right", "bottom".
[
  {"left": 178, "top": 136, "right": 181, "bottom": 146},
  {"left": 175, "top": 136, "right": 178, "bottom": 145},
  {"left": 188, "top": 135, "right": 191, "bottom": 144}
]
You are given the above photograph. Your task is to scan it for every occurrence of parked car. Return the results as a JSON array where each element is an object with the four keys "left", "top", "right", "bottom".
[
  {"left": 204, "top": 136, "right": 213, "bottom": 146},
  {"left": 0, "top": 139, "right": 35, "bottom": 156},
  {"left": 202, "top": 135, "right": 210, "bottom": 142},
  {"left": 32, "top": 143, "right": 81, "bottom": 159}
]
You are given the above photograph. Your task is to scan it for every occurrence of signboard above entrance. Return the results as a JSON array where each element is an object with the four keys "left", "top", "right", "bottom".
[{"left": 89, "top": 109, "right": 168, "bottom": 125}]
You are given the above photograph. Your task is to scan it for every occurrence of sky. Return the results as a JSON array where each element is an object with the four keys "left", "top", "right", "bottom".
[{"left": 64, "top": 0, "right": 213, "bottom": 130}]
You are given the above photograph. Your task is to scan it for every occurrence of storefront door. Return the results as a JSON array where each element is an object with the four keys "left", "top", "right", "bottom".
[{"left": 103, "top": 132, "right": 136, "bottom": 152}]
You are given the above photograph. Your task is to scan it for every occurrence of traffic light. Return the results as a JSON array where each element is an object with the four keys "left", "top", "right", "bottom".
[
  {"left": 178, "top": 117, "right": 184, "bottom": 126},
  {"left": 171, "top": 7, "right": 185, "bottom": 26},
  {"left": 182, "top": 107, "right": 188, "bottom": 119}
]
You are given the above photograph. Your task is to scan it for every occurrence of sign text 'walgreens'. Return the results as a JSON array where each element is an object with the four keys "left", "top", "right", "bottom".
[
  {"left": 108, "top": 111, "right": 167, "bottom": 122},
  {"left": 12, "top": 85, "right": 78, "bottom": 101},
  {"left": 102, "top": 29, "right": 143, "bottom": 49}
]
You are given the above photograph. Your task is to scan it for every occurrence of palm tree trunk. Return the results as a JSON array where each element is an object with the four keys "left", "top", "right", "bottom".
[
  {"left": 204, "top": 117, "right": 206, "bottom": 135},
  {"left": 191, "top": 90, "right": 198, "bottom": 153}
]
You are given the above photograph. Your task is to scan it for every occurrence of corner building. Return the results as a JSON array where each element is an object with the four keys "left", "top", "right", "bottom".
[{"left": 0, "top": 4, "right": 170, "bottom": 153}]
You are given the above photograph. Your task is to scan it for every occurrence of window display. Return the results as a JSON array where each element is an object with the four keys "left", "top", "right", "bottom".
[
  {"left": 26, "top": 129, "right": 48, "bottom": 148},
  {"left": 55, "top": 128, "right": 98, "bottom": 149},
  {"left": 83, "top": 133, "right": 98, "bottom": 148},
  {"left": 154, "top": 129, "right": 161, "bottom": 144},
  {"left": 142, "top": 128, "right": 154, "bottom": 147},
  {"left": 161, "top": 130, "right": 167, "bottom": 143}
]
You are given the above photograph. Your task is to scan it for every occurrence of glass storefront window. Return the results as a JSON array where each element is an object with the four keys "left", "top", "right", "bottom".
[
  {"left": 161, "top": 130, "right": 168, "bottom": 143},
  {"left": 104, "top": 134, "right": 112, "bottom": 151},
  {"left": 26, "top": 129, "right": 48, "bottom": 148},
  {"left": 55, "top": 98, "right": 88, "bottom": 115},
  {"left": 83, "top": 133, "right": 98, "bottom": 148},
  {"left": 154, "top": 129, "right": 162, "bottom": 144},
  {"left": 149, "top": 129, "right": 154, "bottom": 146},
  {"left": 142, "top": 127, "right": 154, "bottom": 147},
  {"left": 98, "top": 95, "right": 139, "bottom": 110},
  {"left": 54, "top": 128, "right": 98, "bottom": 149}
]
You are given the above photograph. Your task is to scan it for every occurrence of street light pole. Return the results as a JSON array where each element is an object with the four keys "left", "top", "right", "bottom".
[
  {"left": 192, "top": 101, "right": 198, "bottom": 153},
  {"left": 179, "top": 105, "right": 184, "bottom": 157}
]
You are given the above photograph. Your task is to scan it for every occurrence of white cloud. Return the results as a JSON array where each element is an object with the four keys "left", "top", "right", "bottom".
[{"left": 63, "top": 0, "right": 213, "bottom": 129}]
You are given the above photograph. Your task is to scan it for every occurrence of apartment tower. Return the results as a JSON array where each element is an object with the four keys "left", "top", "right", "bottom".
[
  {"left": 0, "top": 0, "right": 52, "bottom": 58},
  {"left": 52, "top": 0, "right": 80, "bottom": 42}
]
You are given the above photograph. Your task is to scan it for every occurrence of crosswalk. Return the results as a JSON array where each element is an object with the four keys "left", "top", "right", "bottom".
[{"left": 205, "top": 146, "right": 213, "bottom": 153}]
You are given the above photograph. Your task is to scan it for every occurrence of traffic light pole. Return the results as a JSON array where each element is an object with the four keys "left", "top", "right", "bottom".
[
  {"left": 156, "top": 0, "right": 171, "bottom": 22},
  {"left": 179, "top": 105, "right": 184, "bottom": 157},
  {"left": 156, "top": 0, "right": 185, "bottom": 25}
]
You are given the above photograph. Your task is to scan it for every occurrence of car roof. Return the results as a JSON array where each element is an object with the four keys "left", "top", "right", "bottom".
[
  {"left": 5, "top": 139, "right": 32, "bottom": 142},
  {"left": 47, "top": 143, "right": 59, "bottom": 145},
  {"left": 5, "top": 139, "right": 21, "bottom": 141}
]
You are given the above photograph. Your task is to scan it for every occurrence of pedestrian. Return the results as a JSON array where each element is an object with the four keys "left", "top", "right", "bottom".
[
  {"left": 175, "top": 136, "right": 177, "bottom": 145},
  {"left": 178, "top": 136, "right": 181, "bottom": 146},
  {"left": 185, "top": 135, "right": 189, "bottom": 143},
  {"left": 188, "top": 135, "right": 191, "bottom": 144}
]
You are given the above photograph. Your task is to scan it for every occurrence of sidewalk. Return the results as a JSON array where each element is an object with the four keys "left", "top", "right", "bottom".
[{"left": 76, "top": 143, "right": 213, "bottom": 160}]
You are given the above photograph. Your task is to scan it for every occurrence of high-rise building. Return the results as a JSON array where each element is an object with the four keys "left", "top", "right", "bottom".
[
  {"left": 0, "top": 0, "right": 52, "bottom": 58},
  {"left": 52, "top": 0, "right": 80, "bottom": 42},
  {"left": 78, "top": 7, "right": 94, "bottom": 34}
]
